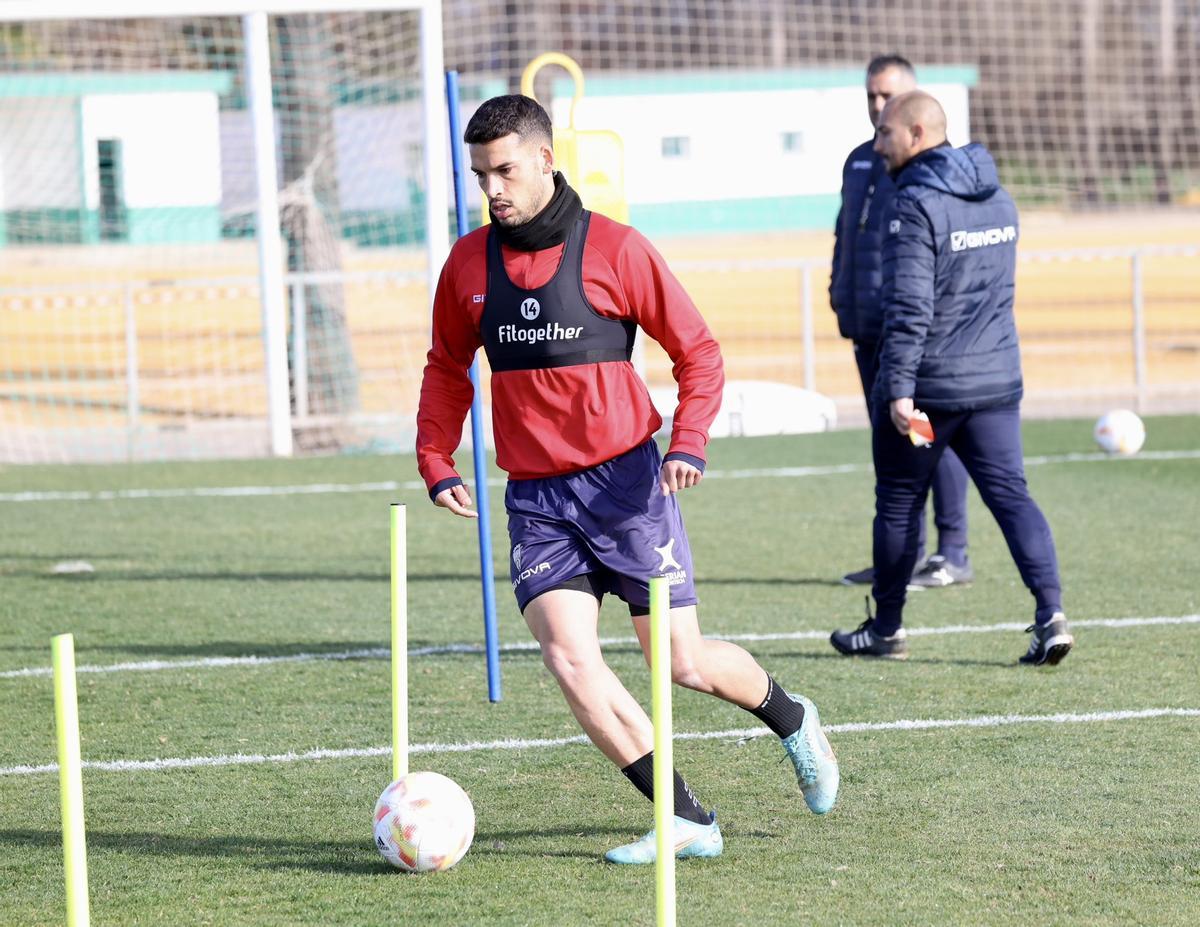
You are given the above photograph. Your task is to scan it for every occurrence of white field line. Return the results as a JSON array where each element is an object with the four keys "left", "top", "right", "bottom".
[
  {"left": 2, "top": 707, "right": 1196, "bottom": 778},
  {"left": 2, "top": 614, "right": 1197, "bottom": 681},
  {"left": 3, "top": 449, "right": 1198, "bottom": 504}
]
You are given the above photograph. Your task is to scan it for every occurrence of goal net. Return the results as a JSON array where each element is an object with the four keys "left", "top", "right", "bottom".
[
  {"left": 453, "top": 0, "right": 1200, "bottom": 424},
  {"left": 0, "top": 3, "right": 455, "bottom": 463},
  {"left": 3, "top": 2, "right": 1198, "bottom": 463}
]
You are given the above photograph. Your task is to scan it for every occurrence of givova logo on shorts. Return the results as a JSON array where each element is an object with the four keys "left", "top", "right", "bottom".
[
  {"left": 511, "top": 544, "right": 551, "bottom": 588},
  {"left": 950, "top": 225, "right": 1016, "bottom": 252}
]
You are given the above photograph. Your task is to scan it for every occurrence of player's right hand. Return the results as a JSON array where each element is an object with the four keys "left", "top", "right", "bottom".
[
  {"left": 434, "top": 483, "right": 478, "bottom": 519},
  {"left": 889, "top": 397, "right": 915, "bottom": 435}
]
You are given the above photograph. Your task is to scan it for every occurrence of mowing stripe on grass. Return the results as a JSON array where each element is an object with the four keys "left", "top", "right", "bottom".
[
  {"left": 3, "top": 449, "right": 1197, "bottom": 504},
  {"left": 2, "top": 614, "right": 1198, "bottom": 680},
  {"left": 2, "top": 707, "right": 1196, "bottom": 778}
]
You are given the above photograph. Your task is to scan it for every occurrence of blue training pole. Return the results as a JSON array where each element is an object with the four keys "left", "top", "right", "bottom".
[{"left": 446, "top": 70, "right": 502, "bottom": 702}]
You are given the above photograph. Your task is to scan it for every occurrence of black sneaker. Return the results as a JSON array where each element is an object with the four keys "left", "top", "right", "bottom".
[
  {"left": 841, "top": 565, "right": 874, "bottom": 585},
  {"left": 830, "top": 620, "right": 909, "bottom": 660},
  {"left": 908, "top": 555, "right": 974, "bottom": 589},
  {"left": 1018, "top": 613, "right": 1074, "bottom": 666}
]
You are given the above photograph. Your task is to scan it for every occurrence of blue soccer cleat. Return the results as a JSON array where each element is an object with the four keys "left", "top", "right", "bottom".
[
  {"left": 780, "top": 694, "right": 840, "bottom": 814},
  {"left": 604, "top": 812, "right": 723, "bottom": 864}
]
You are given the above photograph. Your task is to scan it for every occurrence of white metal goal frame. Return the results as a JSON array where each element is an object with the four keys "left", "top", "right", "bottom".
[{"left": 0, "top": 0, "right": 449, "bottom": 457}]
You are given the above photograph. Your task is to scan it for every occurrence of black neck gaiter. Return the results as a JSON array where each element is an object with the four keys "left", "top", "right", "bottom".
[{"left": 491, "top": 172, "right": 583, "bottom": 252}]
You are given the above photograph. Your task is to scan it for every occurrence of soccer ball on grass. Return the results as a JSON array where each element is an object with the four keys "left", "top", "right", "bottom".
[
  {"left": 1093, "top": 409, "right": 1146, "bottom": 457},
  {"left": 373, "top": 771, "right": 475, "bottom": 872}
]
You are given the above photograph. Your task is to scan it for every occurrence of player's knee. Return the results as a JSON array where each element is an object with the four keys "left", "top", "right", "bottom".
[
  {"left": 670, "top": 655, "right": 707, "bottom": 692},
  {"left": 540, "top": 645, "right": 598, "bottom": 688}
]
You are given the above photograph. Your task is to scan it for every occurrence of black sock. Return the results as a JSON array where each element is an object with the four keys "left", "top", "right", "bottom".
[
  {"left": 747, "top": 674, "right": 805, "bottom": 738},
  {"left": 620, "top": 752, "right": 709, "bottom": 825}
]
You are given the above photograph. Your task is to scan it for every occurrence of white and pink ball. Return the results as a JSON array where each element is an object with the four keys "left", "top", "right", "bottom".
[
  {"left": 1094, "top": 409, "right": 1146, "bottom": 457},
  {"left": 373, "top": 771, "right": 475, "bottom": 873}
]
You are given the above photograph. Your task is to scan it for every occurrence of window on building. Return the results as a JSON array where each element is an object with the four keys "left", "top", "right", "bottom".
[
  {"left": 781, "top": 131, "right": 804, "bottom": 154},
  {"left": 97, "top": 139, "right": 128, "bottom": 242},
  {"left": 661, "top": 136, "right": 691, "bottom": 159}
]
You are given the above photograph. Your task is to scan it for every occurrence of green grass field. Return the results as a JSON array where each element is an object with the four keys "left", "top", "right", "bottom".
[{"left": 2, "top": 417, "right": 1199, "bottom": 926}]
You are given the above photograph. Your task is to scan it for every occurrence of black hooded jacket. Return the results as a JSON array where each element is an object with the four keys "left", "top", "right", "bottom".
[{"left": 874, "top": 143, "right": 1024, "bottom": 411}]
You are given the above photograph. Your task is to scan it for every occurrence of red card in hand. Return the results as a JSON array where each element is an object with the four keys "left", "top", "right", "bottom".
[{"left": 909, "top": 411, "right": 934, "bottom": 447}]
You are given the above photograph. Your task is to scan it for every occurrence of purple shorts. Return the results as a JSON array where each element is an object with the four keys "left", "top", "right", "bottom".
[{"left": 505, "top": 440, "right": 698, "bottom": 614}]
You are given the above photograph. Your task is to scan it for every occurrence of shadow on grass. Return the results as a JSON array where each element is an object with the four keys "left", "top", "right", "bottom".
[
  {"left": 438, "top": 822, "right": 784, "bottom": 862},
  {"left": 766, "top": 650, "right": 851, "bottom": 663},
  {"left": 24, "top": 570, "right": 494, "bottom": 584},
  {"left": 0, "top": 827, "right": 388, "bottom": 876},
  {"left": 770, "top": 649, "right": 1016, "bottom": 668},
  {"left": 0, "top": 552, "right": 130, "bottom": 563},
  {"left": 78, "top": 640, "right": 394, "bottom": 659},
  {"left": 699, "top": 575, "right": 854, "bottom": 588},
  {"left": 0, "top": 639, "right": 550, "bottom": 662},
  {"left": 22, "top": 567, "right": 849, "bottom": 590},
  {"left": 0, "top": 823, "right": 632, "bottom": 869},
  {"left": 471, "top": 824, "right": 633, "bottom": 860},
  {"left": 0, "top": 640, "right": 388, "bottom": 658},
  {"left": 906, "top": 655, "right": 1019, "bottom": 668},
  {"left": 67, "top": 639, "right": 543, "bottom": 661}
]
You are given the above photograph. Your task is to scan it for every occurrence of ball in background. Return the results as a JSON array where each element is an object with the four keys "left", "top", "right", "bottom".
[
  {"left": 1093, "top": 409, "right": 1146, "bottom": 456},
  {"left": 373, "top": 771, "right": 475, "bottom": 872}
]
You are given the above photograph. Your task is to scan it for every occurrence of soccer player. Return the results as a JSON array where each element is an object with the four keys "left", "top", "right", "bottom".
[
  {"left": 416, "top": 94, "right": 839, "bottom": 863},
  {"left": 830, "top": 92, "right": 1074, "bottom": 665},
  {"left": 830, "top": 55, "right": 975, "bottom": 589}
]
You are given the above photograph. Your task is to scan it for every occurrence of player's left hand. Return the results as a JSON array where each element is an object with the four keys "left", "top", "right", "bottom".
[
  {"left": 890, "top": 397, "right": 915, "bottom": 435},
  {"left": 659, "top": 459, "right": 702, "bottom": 496}
]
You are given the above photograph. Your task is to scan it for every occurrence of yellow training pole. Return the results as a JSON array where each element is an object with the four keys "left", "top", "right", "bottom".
[
  {"left": 649, "top": 577, "right": 675, "bottom": 927},
  {"left": 52, "top": 633, "right": 90, "bottom": 927},
  {"left": 391, "top": 504, "right": 408, "bottom": 781}
]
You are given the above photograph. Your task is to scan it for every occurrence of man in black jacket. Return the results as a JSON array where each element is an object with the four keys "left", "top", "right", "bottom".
[
  {"left": 831, "top": 55, "right": 974, "bottom": 590},
  {"left": 830, "top": 91, "right": 1073, "bottom": 666}
]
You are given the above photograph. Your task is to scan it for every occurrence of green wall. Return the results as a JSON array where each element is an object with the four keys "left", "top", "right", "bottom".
[{"left": 629, "top": 194, "right": 841, "bottom": 237}]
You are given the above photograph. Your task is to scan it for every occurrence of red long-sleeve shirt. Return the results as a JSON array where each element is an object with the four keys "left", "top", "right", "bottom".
[{"left": 415, "top": 213, "right": 724, "bottom": 489}]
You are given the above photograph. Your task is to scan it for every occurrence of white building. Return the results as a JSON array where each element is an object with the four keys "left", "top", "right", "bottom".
[
  {"left": 551, "top": 67, "right": 977, "bottom": 236},
  {"left": 0, "top": 72, "right": 231, "bottom": 246}
]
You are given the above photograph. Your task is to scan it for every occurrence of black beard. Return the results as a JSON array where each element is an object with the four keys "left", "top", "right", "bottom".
[{"left": 489, "top": 172, "right": 584, "bottom": 252}]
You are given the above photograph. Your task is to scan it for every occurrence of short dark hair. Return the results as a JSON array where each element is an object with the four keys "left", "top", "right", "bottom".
[
  {"left": 464, "top": 94, "right": 553, "bottom": 146},
  {"left": 866, "top": 55, "right": 916, "bottom": 80}
]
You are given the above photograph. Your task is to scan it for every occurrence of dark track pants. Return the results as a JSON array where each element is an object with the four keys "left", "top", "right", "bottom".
[
  {"left": 855, "top": 340, "right": 969, "bottom": 561},
  {"left": 869, "top": 401, "right": 1062, "bottom": 635}
]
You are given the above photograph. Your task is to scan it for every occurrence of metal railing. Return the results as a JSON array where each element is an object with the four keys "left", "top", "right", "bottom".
[
  {"left": 2, "top": 244, "right": 1197, "bottom": 462},
  {"left": 673, "top": 242, "right": 1200, "bottom": 415}
]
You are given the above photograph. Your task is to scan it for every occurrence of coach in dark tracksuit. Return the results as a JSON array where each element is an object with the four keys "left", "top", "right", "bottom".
[
  {"left": 830, "top": 91, "right": 1074, "bottom": 666},
  {"left": 830, "top": 55, "right": 972, "bottom": 588}
]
